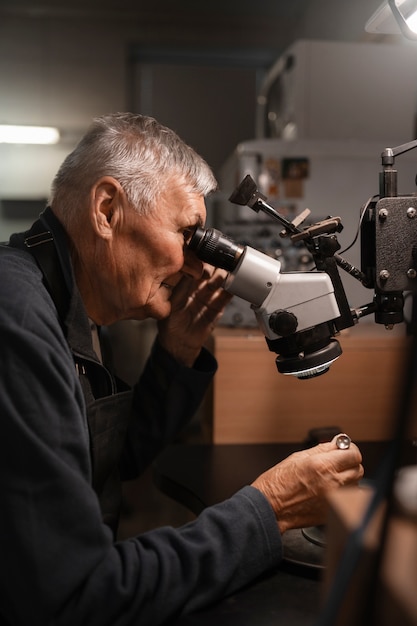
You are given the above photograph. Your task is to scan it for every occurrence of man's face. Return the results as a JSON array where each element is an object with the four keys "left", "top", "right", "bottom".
[{"left": 103, "top": 182, "right": 206, "bottom": 322}]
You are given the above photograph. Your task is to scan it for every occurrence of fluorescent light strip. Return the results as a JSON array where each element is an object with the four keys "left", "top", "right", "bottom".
[{"left": 0, "top": 124, "right": 60, "bottom": 145}]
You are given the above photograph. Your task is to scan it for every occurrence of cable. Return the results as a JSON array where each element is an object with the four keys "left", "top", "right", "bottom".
[{"left": 338, "top": 194, "right": 379, "bottom": 255}]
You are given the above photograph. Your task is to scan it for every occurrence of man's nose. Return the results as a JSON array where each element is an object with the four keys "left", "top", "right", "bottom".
[{"left": 182, "top": 249, "right": 204, "bottom": 279}]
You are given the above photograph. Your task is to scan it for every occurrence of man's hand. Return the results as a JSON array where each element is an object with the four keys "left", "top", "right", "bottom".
[
  {"left": 157, "top": 266, "right": 232, "bottom": 367},
  {"left": 251, "top": 435, "right": 364, "bottom": 534}
]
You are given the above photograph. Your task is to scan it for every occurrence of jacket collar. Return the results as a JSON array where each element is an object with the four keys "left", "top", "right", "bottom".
[{"left": 34, "top": 207, "right": 99, "bottom": 362}]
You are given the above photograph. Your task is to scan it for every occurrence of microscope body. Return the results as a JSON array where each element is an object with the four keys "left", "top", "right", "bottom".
[
  {"left": 224, "top": 246, "right": 340, "bottom": 340},
  {"left": 190, "top": 226, "right": 346, "bottom": 378}
]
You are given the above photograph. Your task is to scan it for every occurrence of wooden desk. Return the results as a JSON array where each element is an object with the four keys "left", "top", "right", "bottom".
[{"left": 212, "top": 325, "right": 409, "bottom": 443}]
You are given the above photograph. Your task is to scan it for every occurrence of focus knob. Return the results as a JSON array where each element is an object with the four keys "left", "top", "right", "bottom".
[{"left": 269, "top": 309, "right": 298, "bottom": 336}]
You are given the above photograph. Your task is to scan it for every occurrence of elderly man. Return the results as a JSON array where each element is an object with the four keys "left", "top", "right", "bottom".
[{"left": 0, "top": 113, "right": 363, "bottom": 625}]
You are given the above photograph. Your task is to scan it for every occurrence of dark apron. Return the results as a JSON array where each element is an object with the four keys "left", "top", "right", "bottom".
[{"left": 87, "top": 388, "right": 133, "bottom": 533}]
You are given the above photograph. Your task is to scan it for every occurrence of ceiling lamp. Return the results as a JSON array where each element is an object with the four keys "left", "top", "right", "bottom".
[
  {"left": 366, "top": 0, "right": 417, "bottom": 39},
  {"left": 0, "top": 124, "right": 60, "bottom": 145}
]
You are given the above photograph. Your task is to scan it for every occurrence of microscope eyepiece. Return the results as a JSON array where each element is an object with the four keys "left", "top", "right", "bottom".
[{"left": 188, "top": 227, "right": 244, "bottom": 272}]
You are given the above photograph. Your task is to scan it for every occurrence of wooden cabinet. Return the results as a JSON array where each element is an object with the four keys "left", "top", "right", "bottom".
[{"left": 212, "top": 325, "right": 409, "bottom": 443}]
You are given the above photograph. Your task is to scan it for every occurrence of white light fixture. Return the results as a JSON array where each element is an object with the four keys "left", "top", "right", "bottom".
[
  {"left": 366, "top": 0, "right": 417, "bottom": 39},
  {"left": 0, "top": 124, "right": 60, "bottom": 145}
]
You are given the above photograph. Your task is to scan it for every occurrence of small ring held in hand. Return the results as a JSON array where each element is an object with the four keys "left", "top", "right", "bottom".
[{"left": 336, "top": 433, "right": 351, "bottom": 450}]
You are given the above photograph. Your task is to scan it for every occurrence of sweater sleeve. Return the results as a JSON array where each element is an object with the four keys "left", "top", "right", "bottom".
[
  {"left": 0, "top": 255, "right": 283, "bottom": 626},
  {"left": 1, "top": 316, "right": 282, "bottom": 624}
]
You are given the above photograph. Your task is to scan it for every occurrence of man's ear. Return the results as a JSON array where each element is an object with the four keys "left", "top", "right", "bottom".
[{"left": 90, "top": 176, "right": 122, "bottom": 239}]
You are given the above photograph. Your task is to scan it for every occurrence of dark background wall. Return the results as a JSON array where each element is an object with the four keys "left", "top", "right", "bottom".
[{"left": 0, "top": 0, "right": 411, "bottom": 236}]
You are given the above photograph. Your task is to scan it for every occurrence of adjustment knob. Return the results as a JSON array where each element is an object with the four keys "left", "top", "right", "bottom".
[{"left": 269, "top": 309, "right": 298, "bottom": 336}]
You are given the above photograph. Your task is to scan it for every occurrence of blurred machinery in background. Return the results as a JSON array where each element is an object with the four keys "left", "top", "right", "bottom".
[{"left": 215, "top": 40, "right": 417, "bottom": 327}]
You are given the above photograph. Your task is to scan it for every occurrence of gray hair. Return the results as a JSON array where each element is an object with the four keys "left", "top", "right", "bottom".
[{"left": 50, "top": 112, "right": 217, "bottom": 225}]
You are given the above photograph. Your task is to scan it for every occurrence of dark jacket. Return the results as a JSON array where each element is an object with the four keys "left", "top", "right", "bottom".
[{"left": 0, "top": 208, "right": 282, "bottom": 626}]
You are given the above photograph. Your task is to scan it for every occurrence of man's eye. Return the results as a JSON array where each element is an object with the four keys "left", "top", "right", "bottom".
[{"left": 183, "top": 228, "right": 195, "bottom": 245}]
